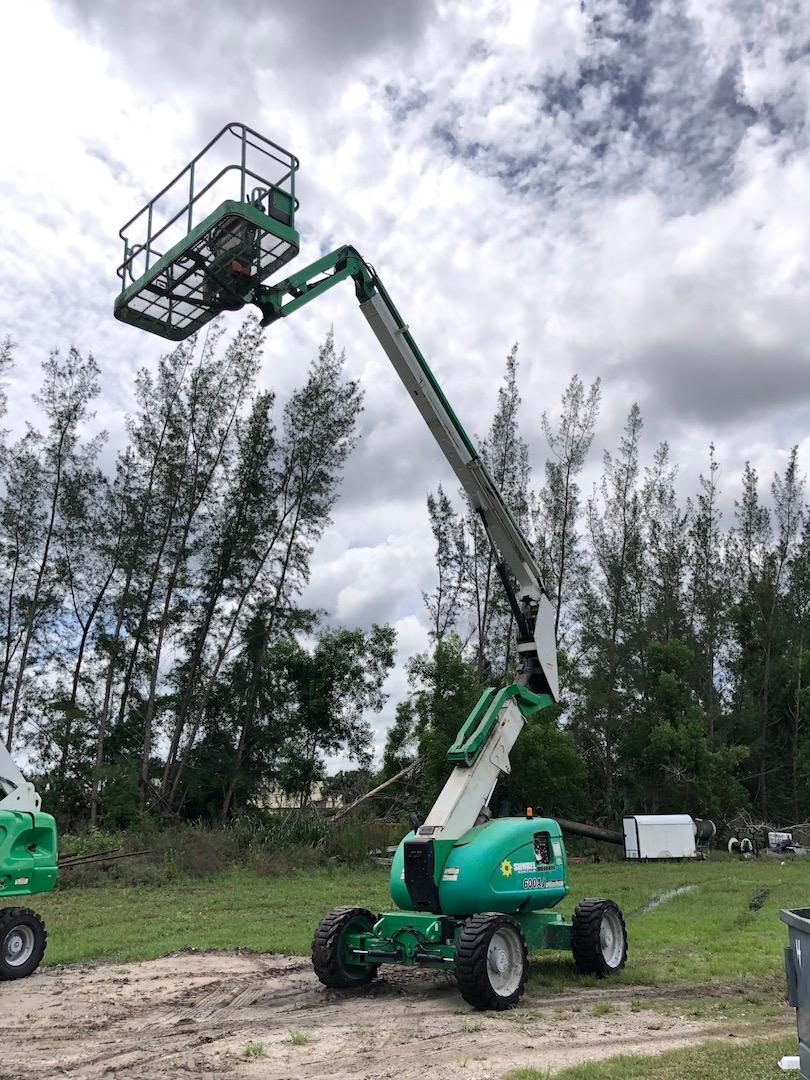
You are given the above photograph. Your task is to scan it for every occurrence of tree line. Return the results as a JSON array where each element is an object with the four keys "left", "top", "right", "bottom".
[
  {"left": 2, "top": 324, "right": 807, "bottom": 831},
  {"left": 0, "top": 321, "right": 394, "bottom": 828},
  {"left": 384, "top": 348, "right": 809, "bottom": 829}
]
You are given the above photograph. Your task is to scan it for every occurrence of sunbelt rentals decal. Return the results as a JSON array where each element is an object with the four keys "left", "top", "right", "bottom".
[
  {"left": 500, "top": 860, "right": 540, "bottom": 877},
  {"left": 499, "top": 859, "right": 557, "bottom": 888}
]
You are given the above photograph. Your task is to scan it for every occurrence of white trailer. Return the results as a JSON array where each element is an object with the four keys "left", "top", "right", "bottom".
[{"left": 623, "top": 815, "right": 697, "bottom": 860}]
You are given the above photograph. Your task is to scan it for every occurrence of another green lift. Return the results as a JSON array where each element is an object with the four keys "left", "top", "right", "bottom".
[
  {"left": 0, "top": 745, "right": 57, "bottom": 979},
  {"left": 114, "top": 124, "right": 627, "bottom": 1010}
]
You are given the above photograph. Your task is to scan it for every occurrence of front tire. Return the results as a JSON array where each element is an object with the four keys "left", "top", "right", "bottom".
[
  {"left": 0, "top": 907, "right": 47, "bottom": 980},
  {"left": 312, "top": 906, "right": 378, "bottom": 989},
  {"left": 571, "top": 898, "right": 627, "bottom": 977},
  {"left": 456, "top": 913, "right": 528, "bottom": 1011}
]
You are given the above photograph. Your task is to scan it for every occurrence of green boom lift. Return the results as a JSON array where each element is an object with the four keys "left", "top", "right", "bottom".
[
  {"left": 0, "top": 744, "right": 58, "bottom": 979},
  {"left": 114, "top": 123, "right": 627, "bottom": 1010}
]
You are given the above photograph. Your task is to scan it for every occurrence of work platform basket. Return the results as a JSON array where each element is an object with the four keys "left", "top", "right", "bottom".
[{"left": 114, "top": 123, "right": 299, "bottom": 341}]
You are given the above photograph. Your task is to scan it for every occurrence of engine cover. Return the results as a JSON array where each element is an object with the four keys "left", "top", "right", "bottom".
[{"left": 391, "top": 817, "right": 568, "bottom": 917}]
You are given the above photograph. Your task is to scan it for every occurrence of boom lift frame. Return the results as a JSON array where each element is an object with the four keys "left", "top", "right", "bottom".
[{"left": 114, "top": 126, "right": 627, "bottom": 1009}]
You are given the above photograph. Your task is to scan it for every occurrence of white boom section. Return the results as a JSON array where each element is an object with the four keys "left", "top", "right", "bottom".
[
  {"left": 0, "top": 743, "right": 41, "bottom": 813},
  {"left": 360, "top": 292, "right": 559, "bottom": 700},
  {"left": 420, "top": 700, "right": 524, "bottom": 841}
]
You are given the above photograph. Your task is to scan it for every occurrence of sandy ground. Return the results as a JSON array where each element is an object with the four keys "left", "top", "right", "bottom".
[{"left": 0, "top": 951, "right": 765, "bottom": 1079}]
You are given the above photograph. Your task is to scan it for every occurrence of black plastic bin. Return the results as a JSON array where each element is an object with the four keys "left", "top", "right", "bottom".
[{"left": 781, "top": 908, "right": 810, "bottom": 1076}]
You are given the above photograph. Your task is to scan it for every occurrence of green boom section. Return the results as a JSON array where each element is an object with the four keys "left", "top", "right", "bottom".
[
  {"left": 447, "top": 683, "right": 554, "bottom": 766},
  {"left": 252, "top": 246, "right": 481, "bottom": 464}
]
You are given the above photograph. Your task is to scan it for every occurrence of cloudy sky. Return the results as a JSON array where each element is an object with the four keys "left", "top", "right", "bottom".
[{"left": 1, "top": 0, "right": 809, "bottom": 762}]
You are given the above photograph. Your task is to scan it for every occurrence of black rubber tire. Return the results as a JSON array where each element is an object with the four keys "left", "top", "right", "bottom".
[
  {"left": 571, "top": 898, "right": 627, "bottom": 977},
  {"left": 311, "top": 906, "right": 378, "bottom": 989},
  {"left": 0, "top": 907, "right": 47, "bottom": 980},
  {"left": 455, "top": 912, "right": 528, "bottom": 1011}
]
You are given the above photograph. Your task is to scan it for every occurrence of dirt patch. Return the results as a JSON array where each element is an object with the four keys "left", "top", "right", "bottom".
[{"left": 0, "top": 952, "right": 759, "bottom": 1079}]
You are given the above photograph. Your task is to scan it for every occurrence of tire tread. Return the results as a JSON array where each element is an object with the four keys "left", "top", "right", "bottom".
[
  {"left": 312, "top": 906, "right": 377, "bottom": 989},
  {"left": 571, "top": 898, "right": 627, "bottom": 977},
  {"left": 455, "top": 912, "right": 527, "bottom": 1011},
  {"left": 0, "top": 906, "right": 47, "bottom": 981}
]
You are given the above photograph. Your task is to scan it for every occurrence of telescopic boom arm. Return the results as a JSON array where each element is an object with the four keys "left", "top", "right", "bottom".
[{"left": 254, "top": 245, "right": 559, "bottom": 702}]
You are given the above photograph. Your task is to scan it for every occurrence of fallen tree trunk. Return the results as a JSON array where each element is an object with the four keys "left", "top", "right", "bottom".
[{"left": 331, "top": 760, "right": 420, "bottom": 823}]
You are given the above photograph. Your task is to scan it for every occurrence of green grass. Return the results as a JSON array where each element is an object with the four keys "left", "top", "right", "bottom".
[
  {"left": 33, "top": 852, "right": 809, "bottom": 996},
  {"left": 627, "top": 991, "right": 787, "bottom": 1025},
  {"left": 36, "top": 865, "right": 390, "bottom": 966},
  {"left": 30, "top": 854, "right": 805, "bottom": 1080},
  {"left": 528, "top": 854, "right": 808, "bottom": 993},
  {"left": 501, "top": 1071, "right": 554, "bottom": 1080},
  {"left": 501, "top": 1034, "right": 796, "bottom": 1079}
]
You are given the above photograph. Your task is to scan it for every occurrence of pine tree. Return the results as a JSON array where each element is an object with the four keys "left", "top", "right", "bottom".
[
  {"left": 688, "top": 444, "right": 728, "bottom": 742},
  {"left": 572, "top": 404, "right": 645, "bottom": 815},
  {"left": 729, "top": 452, "right": 804, "bottom": 817},
  {"left": 423, "top": 485, "right": 467, "bottom": 643},
  {"left": 0, "top": 336, "right": 11, "bottom": 443},
  {"left": 167, "top": 328, "right": 364, "bottom": 809},
  {"left": 3, "top": 347, "right": 100, "bottom": 750},
  {"left": 47, "top": 448, "right": 126, "bottom": 808},
  {"left": 787, "top": 518, "right": 810, "bottom": 818},
  {"left": 535, "top": 374, "right": 600, "bottom": 648},
  {"left": 130, "top": 319, "right": 260, "bottom": 807},
  {"left": 467, "top": 344, "right": 531, "bottom": 682},
  {"left": 160, "top": 388, "right": 279, "bottom": 800},
  {"left": 0, "top": 432, "right": 41, "bottom": 733},
  {"left": 643, "top": 442, "right": 689, "bottom": 646}
]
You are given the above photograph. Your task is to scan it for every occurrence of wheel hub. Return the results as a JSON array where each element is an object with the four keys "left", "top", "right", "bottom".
[
  {"left": 485, "top": 928, "right": 523, "bottom": 996},
  {"left": 489, "top": 947, "right": 509, "bottom": 975},
  {"left": 3, "top": 925, "right": 35, "bottom": 967},
  {"left": 599, "top": 909, "right": 624, "bottom": 968}
]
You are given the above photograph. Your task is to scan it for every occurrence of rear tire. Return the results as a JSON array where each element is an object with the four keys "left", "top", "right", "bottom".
[
  {"left": 455, "top": 913, "right": 528, "bottom": 1011},
  {"left": 312, "top": 906, "right": 378, "bottom": 989},
  {"left": 0, "top": 907, "right": 47, "bottom": 980},
  {"left": 571, "top": 898, "right": 627, "bottom": 977}
]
